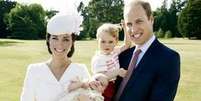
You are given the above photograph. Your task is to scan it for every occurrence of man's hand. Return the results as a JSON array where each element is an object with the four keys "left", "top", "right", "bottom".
[{"left": 118, "top": 68, "right": 127, "bottom": 78}]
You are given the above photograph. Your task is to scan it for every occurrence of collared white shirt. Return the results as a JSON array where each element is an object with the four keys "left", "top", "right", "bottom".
[
  {"left": 134, "top": 35, "right": 156, "bottom": 66},
  {"left": 20, "top": 62, "right": 90, "bottom": 101}
]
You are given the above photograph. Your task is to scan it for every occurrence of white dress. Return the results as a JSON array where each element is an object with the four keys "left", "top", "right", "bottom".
[{"left": 20, "top": 62, "right": 100, "bottom": 101}]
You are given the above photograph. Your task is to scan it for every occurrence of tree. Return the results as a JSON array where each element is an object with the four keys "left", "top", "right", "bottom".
[
  {"left": 178, "top": 0, "right": 201, "bottom": 39},
  {"left": 153, "top": 0, "right": 169, "bottom": 36},
  {"left": 4, "top": 3, "right": 46, "bottom": 39},
  {"left": 153, "top": 0, "right": 187, "bottom": 38},
  {"left": 0, "top": 0, "right": 16, "bottom": 38},
  {"left": 79, "top": 0, "right": 124, "bottom": 39},
  {"left": 178, "top": 6, "right": 188, "bottom": 38},
  {"left": 77, "top": 1, "right": 90, "bottom": 40},
  {"left": 45, "top": 9, "right": 58, "bottom": 19},
  {"left": 168, "top": 0, "right": 187, "bottom": 37},
  {"left": 28, "top": 4, "right": 46, "bottom": 39}
]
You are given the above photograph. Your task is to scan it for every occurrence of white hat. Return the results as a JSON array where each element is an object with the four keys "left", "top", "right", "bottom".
[{"left": 47, "top": 13, "right": 83, "bottom": 35}]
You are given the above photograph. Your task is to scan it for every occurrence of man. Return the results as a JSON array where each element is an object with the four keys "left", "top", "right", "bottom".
[{"left": 113, "top": 0, "right": 180, "bottom": 101}]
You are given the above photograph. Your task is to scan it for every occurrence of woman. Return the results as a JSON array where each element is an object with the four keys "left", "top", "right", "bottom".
[{"left": 20, "top": 13, "right": 103, "bottom": 101}]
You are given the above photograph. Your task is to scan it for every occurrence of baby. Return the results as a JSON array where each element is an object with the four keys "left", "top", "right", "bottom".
[{"left": 56, "top": 76, "right": 105, "bottom": 101}]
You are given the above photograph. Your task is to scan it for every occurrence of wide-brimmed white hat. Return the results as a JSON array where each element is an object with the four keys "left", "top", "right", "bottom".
[{"left": 47, "top": 13, "right": 83, "bottom": 35}]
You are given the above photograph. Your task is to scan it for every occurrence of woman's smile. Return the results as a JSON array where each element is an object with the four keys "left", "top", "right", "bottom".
[{"left": 54, "top": 48, "right": 65, "bottom": 53}]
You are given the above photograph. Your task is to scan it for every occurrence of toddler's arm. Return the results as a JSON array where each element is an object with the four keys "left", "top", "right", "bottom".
[{"left": 104, "top": 68, "right": 127, "bottom": 80}]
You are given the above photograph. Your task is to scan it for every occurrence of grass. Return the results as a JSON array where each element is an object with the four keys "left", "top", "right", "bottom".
[{"left": 0, "top": 38, "right": 201, "bottom": 101}]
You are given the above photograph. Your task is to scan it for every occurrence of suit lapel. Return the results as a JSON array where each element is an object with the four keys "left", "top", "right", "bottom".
[
  {"left": 135, "top": 39, "right": 160, "bottom": 70},
  {"left": 123, "top": 39, "right": 160, "bottom": 91}
]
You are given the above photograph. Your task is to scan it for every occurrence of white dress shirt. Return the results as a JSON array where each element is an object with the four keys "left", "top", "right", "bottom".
[{"left": 135, "top": 35, "right": 156, "bottom": 66}]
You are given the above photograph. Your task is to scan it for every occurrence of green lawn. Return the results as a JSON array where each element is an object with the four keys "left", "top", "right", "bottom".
[{"left": 0, "top": 38, "right": 200, "bottom": 101}]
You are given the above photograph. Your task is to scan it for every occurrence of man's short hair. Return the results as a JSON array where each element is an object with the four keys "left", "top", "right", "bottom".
[{"left": 124, "top": 0, "right": 152, "bottom": 19}]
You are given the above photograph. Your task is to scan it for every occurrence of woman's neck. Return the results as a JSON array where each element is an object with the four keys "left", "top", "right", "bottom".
[
  {"left": 47, "top": 57, "right": 71, "bottom": 81},
  {"left": 50, "top": 56, "right": 71, "bottom": 69}
]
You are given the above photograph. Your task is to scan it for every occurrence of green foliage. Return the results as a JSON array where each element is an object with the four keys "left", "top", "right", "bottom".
[
  {"left": 168, "top": 0, "right": 186, "bottom": 37},
  {"left": 178, "top": 0, "right": 201, "bottom": 39},
  {"left": 0, "top": 0, "right": 16, "bottom": 38},
  {"left": 4, "top": 4, "right": 46, "bottom": 39},
  {"left": 79, "top": 0, "right": 124, "bottom": 39},
  {"left": 178, "top": 6, "right": 188, "bottom": 38},
  {"left": 45, "top": 9, "right": 58, "bottom": 19},
  {"left": 165, "top": 30, "right": 173, "bottom": 38},
  {"left": 155, "top": 28, "right": 165, "bottom": 38},
  {"left": 153, "top": 0, "right": 187, "bottom": 38},
  {"left": 153, "top": 0, "right": 169, "bottom": 32}
]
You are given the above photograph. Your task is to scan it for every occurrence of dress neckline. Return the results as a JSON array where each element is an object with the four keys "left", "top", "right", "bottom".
[{"left": 44, "top": 62, "right": 72, "bottom": 83}]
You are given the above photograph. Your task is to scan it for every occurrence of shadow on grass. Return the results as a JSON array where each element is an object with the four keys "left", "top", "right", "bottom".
[{"left": 0, "top": 40, "right": 24, "bottom": 46}]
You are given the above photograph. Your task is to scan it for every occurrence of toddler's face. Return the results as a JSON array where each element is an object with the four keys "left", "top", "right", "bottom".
[{"left": 98, "top": 33, "right": 117, "bottom": 55}]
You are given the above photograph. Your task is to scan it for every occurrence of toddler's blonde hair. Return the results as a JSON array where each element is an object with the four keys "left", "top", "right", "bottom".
[{"left": 96, "top": 23, "right": 122, "bottom": 39}]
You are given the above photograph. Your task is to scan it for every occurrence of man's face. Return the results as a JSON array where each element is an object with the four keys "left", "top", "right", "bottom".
[{"left": 124, "top": 4, "right": 154, "bottom": 45}]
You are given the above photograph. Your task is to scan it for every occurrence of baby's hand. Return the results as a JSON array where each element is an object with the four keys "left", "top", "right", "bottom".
[
  {"left": 89, "top": 80, "right": 105, "bottom": 93},
  {"left": 118, "top": 68, "right": 127, "bottom": 77},
  {"left": 89, "top": 74, "right": 109, "bottom": 93},
  {"left": 68, "top": 77, "right": 83, "bottom": 92},
  {"left": 93, "top": 73, "right": 109, "bottom": 87}
]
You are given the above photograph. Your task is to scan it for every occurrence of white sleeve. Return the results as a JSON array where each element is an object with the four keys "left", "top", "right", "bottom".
[
  {"left": 91, "top": 56, "right": 107, "bottom": 74},
  {"left": 20, "top": 64, "right": 36, "bottom": 101}
]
